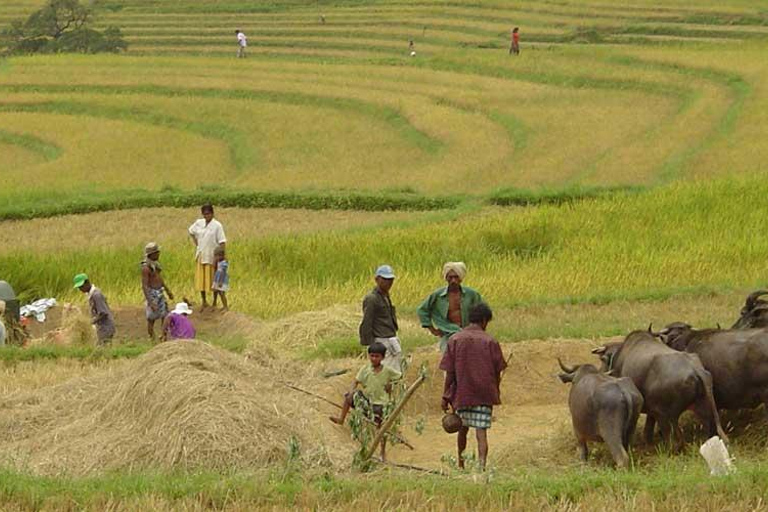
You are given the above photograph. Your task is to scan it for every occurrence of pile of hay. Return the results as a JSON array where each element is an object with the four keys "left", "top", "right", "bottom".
[
  {"left": 248, "top": 304, "right": 361, "bottom": 351},
  {"left": 0, "top": 341, "right": 352, "bottom": 475},
  {"left": 27, "top": 303, "right": 96, "bottom": 347}
]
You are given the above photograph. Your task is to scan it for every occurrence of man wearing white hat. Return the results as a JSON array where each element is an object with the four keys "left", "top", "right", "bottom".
[
  {"left": 359, "top": 264, "right": 402, "bottom": 372},
  {"left": 417, "top": 262, "right": 484, "bottom": 353}
]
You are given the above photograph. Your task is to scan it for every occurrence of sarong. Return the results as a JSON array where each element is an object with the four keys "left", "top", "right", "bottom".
[
  {"left": 145, "top": 288, "right": 168, "bottom": 321},
  {"left": 195, "top": 260, "right": 214, "bottom": 292},
  {"left": 457, "top": 405, "right": 493, "bottom": 429}
]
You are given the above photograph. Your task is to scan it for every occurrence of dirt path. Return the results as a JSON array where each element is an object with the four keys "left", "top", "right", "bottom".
[{"left": 319, "top": 337, "right": 623, "bottom": 470}]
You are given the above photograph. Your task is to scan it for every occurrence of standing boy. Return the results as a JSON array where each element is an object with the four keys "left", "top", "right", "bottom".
[
  {"left": 142, "top": 242, "right": 174, "bottom": 340},
  {"left": 330, "top": 342, "right": 402, "bottom": 461},
  {"left": 74, "top": 273, "right": 115, "bottom": 344},
  {"left": 188, "top": 204, "right": 226, "bottom": 311},
  {"left": 235, "top": 29, "right": 247, "bottom": 58},
  {"left": 440, "top": 303, "right": 507, "bottom": 471},
  {"left": 359, "top": 265, "right": 402, "bottom": 372}
]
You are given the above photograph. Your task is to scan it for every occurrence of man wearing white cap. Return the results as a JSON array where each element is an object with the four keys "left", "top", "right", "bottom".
[
  {"left": 417, "top": 262, "right": 484, "bottom": 353},
  {"left": 359, "top": 265, "right": 402, "bottom": 372}
]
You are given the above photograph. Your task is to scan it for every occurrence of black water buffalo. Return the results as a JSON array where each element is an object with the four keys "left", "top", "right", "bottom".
[
  {"left": 732, "top": 290, "right": 768, "bottom": 329},
  {"left": 592, "top": 330, "right": 727, "bottom": 449},
  {"left": 660, "top": 323, "right": 768, "bottom": 412},
  {"left": 558, "top": 359, "right": 643, "bottom": 468}
]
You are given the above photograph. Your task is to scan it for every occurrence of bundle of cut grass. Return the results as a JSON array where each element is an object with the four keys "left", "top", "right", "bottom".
[
  {"left": 249, "top": 304, "right": 360, "bottom": 351},
  {"left": 0, "top": 340, "right": 352, "bottom": 475}
]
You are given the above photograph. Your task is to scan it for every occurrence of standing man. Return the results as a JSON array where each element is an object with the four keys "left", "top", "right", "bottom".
[
  {"left": 417, "top": 262, "right": 484, "bottom": 353},
  {"left": 509, "top": 27, "right": 520, "bottom": 55},
  {"left": 188, "top": 204, "right": 226, "bottom": 311},
  {"left": 235, "top": 29, "right": 247, "bottom": 58},
  {"left": 74, "top": 273, "right": 115, "bottom": 344},
  {"left": 0, "top": 301, "right": 6, "bottom": 346},
  {"left": 142, "top": 242, "right": 174, "bottom": 340},
  {"left": 440, "top": 303, "right": 507, "bottom": 471},
  {"left": 359, "top": 265, "right": 402, "bottom": 372}
]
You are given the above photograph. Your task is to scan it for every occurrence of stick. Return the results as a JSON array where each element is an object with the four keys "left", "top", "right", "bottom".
[
  {"left": 373, "top": 458, "right": 445, "bottom": 476},
  {"left": 364, "top": 374, "right": 426, "bottom": 461},
  {"left": 280, "top": 381, "right": 415, "bottom": 450}
]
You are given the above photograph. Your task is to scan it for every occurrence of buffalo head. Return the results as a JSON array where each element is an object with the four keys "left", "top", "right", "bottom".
[{"left": 733, "top": 290, "right": 768, "bottom": 329}]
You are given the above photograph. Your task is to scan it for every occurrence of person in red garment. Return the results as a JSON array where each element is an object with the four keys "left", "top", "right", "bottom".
[
  {"left": 440, "top": 303, "right": 507, "bottom": 470},
  {"left": 510, "top": 27, "right": 520, "bottom": 55}
]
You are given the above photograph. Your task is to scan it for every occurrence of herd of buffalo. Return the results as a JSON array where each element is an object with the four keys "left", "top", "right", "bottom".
[{"left": 556, "top": 290, "right": 768, "bottom": 468}]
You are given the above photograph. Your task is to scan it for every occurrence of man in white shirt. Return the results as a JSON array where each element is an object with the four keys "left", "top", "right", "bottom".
[
  {"left": 235, "top": 29, "right": 247, "bottom": 58},
  {"left": 188, "top": 204, "right": 227, "bottom": 310}
]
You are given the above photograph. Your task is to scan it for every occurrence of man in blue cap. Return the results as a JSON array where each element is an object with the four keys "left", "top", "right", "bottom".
[
  {"left": 359, "top": 264, "right": 402, "bottom": 371},
  {"left": 74, "top": 273, "right": 115, "bottom": 344}
]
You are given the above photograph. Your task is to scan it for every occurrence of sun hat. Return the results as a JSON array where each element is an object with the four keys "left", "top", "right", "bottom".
[
  {"left": 172, "top": 302, "right": 193, "bottom": 315},
  {"left": 144, "top": 242, "right": 160, "bottom": 256},
  {"left": 374, "top": 264, "right": 395, "bottom": 279},
  {"left": 73, "top": 273, "right": 88, "bottom": 288}
]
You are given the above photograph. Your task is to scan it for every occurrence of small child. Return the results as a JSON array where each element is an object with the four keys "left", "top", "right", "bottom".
[
  {"left": 330, "top": 342, "right": 402, "bottom": 460},
  {"left": 162, "top": 301, "right": 196, "bottom": 341},
  {"left": 212, "top": 246, "right": 229, "bottom": 311}
]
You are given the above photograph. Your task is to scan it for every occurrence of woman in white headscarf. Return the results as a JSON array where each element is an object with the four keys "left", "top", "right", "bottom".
[{"left": 416, "top": 262, "right": 485, "bottom": 353}]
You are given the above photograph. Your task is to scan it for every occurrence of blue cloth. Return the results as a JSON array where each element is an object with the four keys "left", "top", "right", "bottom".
[
  {"left": 213, "top": 260, "right": 229, "bottom": 292},
  {"left": 145, "top": 288, "right": 167, "bottom": 321}
]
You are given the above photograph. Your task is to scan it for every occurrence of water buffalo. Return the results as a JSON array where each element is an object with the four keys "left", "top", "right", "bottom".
[
  {"left": 732, "top": 290, "right": 768, "bottom": 329},
  {"left": 660, "top": 323, "right": 768, "bottom": 412},
  {"left": 558, "top": 359, "right": 643, "bottom": 468},
  {"left": 592, "top": 330, "right": 727, "bottom": 449}
]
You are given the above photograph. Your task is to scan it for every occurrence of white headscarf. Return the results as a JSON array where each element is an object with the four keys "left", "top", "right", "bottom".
[{"left": 442, "top": 262, "right": 467, "bottom": 280}]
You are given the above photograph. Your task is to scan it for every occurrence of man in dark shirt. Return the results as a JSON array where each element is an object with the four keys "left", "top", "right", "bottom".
[
  {"left": 359, "top": 265, "right": 402, "bottom": 371},
  {"left": 74, "top": 273, "right": 116, "bottom": 344},
  {"left": 440, "top": 302, "right": 507, "bottom": 470}
]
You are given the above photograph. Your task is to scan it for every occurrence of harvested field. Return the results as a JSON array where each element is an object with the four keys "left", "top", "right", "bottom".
[{"left": 0, "top": 341, "right": 352, "bottom": 475}]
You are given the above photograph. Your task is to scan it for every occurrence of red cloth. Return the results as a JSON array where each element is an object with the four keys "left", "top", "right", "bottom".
[
  {"left": 513, "top": 33, "right": 520, "bottom": 43},
  {"left": 440, "top": 325, "right": 507, "bottom": 409}
]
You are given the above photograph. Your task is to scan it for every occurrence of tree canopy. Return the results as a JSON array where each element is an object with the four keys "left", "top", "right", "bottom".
[{"left": 2, "top": 0, "right": 127, "bottom": 55}]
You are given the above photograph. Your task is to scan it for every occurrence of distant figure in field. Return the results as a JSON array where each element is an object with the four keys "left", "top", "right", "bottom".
[
  {"left": 440, "top": 303, "right": 507, "bottom": 471},
  {"left": 142, "top": 242, "right": 174, "bottom": 340},
  {"left": 409, "top": 39, "right": 416, "bottom": 57},
  {"left": 417, "top": 262, "right": 484, "bottom": 353},
  {"left": 235, "top": 29, "right": 247, "bottom": 58},
  {"left": 74, "top": 273, "right": 115, "bottom": 344},
  {"left": 510, "top": 27, "right": 520, "bottom": 55},
  {"left": 319, "top": 14, "right": 325, "bottom": 24},
  {"left": 162, "top": 301, "right": 196, "bottom": 341},
  {"left": 212, "top": 246, "right": 229, "bottom": 311},
  {"left": 188, "top": 204, "right": 226, "bottom": 311}
]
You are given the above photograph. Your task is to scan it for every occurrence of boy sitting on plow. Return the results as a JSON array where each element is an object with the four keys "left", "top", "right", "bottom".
[{"left": 330, "top": 342, "right": 401, "bottom": 460}]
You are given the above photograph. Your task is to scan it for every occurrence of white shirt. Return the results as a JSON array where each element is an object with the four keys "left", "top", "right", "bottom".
[
  {"left": 237, "top": 32, "right": 247, "bottom": 47},
  {"left": 188, "top": 218, "right": 227, "bottom": 264}
]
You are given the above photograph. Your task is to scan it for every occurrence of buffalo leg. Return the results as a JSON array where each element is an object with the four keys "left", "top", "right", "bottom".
[
  {"left": 672, "top": 418, "right": 685, "bottom": 452},
  {"left": 578, "top": 441, "right": 588, "bottom": 462},
  {"left": 643, "top": 414, "right": 656, "bottom": 444}
]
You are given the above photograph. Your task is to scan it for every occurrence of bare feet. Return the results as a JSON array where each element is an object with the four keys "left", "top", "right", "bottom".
[{"left": 329, "top": 416, "right": 344, "bottom": 425}]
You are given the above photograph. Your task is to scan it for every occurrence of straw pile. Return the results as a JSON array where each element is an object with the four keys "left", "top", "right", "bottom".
[
  {"left": 249, "top": 304, "right": 360, "bottom": 351},
  {"left": 29, "top": 303, "right": 96, "bottom": 347},
  {"left": 0, "top": 340, "right": 352, "bottom": 475}
]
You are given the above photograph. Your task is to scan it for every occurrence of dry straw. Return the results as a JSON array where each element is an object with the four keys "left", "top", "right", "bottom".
[{"left": 0, "top": 340, "right": 353, "bottom": 476}]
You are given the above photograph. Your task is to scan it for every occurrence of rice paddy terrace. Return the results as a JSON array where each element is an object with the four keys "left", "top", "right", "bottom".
[{"left": 2, "top": 0, "right": 768, "bottom": 212}]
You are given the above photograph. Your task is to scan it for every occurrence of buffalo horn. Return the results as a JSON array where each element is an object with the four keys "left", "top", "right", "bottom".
[
  {"left": 591, "top": 346, "right": 606, "bottom": 355},
  {"left": 557, "top": 357, "right": 575, "bottom": 374}
]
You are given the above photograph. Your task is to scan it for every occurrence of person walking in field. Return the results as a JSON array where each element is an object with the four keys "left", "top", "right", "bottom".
[
  {"left": 74, "top": 273, "right": 115, "bottom": 344},
  {"left": 188, "top": 204, "right": 226, "bottom": 311},
  {"left": 330, "top": 341, "right": 402, "bottom": 461},
  {"left": 417, "top": 262, "right": 484, "bottom": 353},
  {"left": 440, "top": 303, "right": 507, "bottom": 471},
  {"left": 509, "top": 27, "right": 520, "bottom": 55},
  {"left": 212, "top": 246, "right": 229, "bottom": 311},
  {"left": 0, "top": 301, "right": 6, "bottom": 346},
  {"left": 162, "top": 301, "right": 196, "bottom": 341},
  {"left": 142, "top": 242, "right": 174, "bottom": 340},
  {"left": 359, "top": 265, "right": 402, "bottom": 372},
  {"left": 235, "top": 29, "right": 247, "bottom": 58}
]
